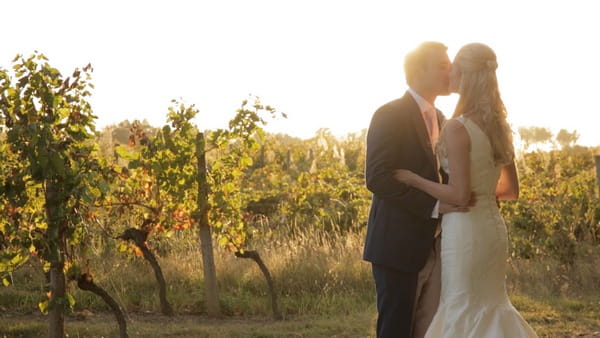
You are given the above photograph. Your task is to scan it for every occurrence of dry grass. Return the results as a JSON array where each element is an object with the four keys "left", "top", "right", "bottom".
[{"left": 1, "top": 226, "right": 599, "bottom": 337}]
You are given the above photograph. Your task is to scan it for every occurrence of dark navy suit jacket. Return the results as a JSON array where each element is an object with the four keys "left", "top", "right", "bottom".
[{"left": 363, "top": 91, "right": 447, "bottom": 272}]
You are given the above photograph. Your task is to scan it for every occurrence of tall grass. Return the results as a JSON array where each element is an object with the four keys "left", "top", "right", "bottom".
[
  {"left": 1, "top": 224, "right": 374, "bottom": 317},
  {"left": 1, "top": 223, "right": 599, "bottom": 336}
]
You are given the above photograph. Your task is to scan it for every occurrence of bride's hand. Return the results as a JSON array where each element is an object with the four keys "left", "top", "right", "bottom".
[{"left": 393, "top": 169, "right": 417, "bottom": 186}]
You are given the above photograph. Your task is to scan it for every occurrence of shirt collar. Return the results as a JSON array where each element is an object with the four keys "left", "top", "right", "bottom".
[{"left": 408, "top": 88, "right": 436, "bottom": 114}]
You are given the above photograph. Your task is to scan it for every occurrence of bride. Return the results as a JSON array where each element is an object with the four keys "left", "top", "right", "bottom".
[{"left": 394, "top": 43, "right": 538, "bottom": 337}]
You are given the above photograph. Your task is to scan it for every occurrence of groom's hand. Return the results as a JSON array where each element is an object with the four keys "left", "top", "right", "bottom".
[
  {"left": 439, "top": 202, "right": 469, "bottom": 214},
  {"left": 439, "top": 192, "right": 477, "bottom": 214}
]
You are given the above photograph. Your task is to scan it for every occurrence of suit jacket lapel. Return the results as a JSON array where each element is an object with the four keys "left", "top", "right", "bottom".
[{"left": 405, "top": 92, "right": 437, "bottom": 171}]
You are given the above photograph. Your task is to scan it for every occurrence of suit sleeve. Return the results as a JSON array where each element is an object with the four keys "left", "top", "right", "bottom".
[{"left": 365, "top": 107, "right": 437, "bottom": 219}]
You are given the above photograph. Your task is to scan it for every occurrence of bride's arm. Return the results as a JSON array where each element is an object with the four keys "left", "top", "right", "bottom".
[
  {"left": 496, "top": 161, "right": 519, "bottom": 200},
  {"left": 394, "top": 120, "right": 472, "bottom": 206}
]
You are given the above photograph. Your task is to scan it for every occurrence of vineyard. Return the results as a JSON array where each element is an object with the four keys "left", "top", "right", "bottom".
[{"left": 1, "top": 54, "right": 599, "bottom": 337}]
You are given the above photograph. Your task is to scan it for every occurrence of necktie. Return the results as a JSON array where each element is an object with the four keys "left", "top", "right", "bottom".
[{"left": 424, "top": 108, "right": 439, "bottom": 148}]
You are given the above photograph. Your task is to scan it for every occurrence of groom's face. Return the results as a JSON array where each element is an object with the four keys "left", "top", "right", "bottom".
[{"left": 423, "top": 50, "right": 451, "bottom": 96}]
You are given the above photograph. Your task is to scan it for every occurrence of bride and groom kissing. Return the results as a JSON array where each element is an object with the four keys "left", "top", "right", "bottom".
[{"left": 363, "top": 42, "right": 538, "bottom": 337}]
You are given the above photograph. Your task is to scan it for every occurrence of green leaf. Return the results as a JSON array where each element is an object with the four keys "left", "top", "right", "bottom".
[
  {"left": 57, "top": 107, "right": 70, "bottom": 119},
  {"left": 117, "top": 242, "right": 129, "bottom": 253},
  {"left": 65, "top": 264, "right": 81, "bottom": 281},
  {"left": 97, "top": 179, "right": 110, "bottom": 194},
  {"left": 66, "top": 292, "right": 76, "bottom": 310},
  {"left": 49, "top": 152, "right": 65, "bottom": 177},
  {"left": 218, "top": 236, "right": 229, "bottom": 247},
  {"left": 115, "top": 145, "right": 139, "bottom": 161},
  {"left": 239, "top": 156, "right": 253, "bottom": 168},
  {"left": 38, "top": 299, "right": 49, "bottom": 314}
]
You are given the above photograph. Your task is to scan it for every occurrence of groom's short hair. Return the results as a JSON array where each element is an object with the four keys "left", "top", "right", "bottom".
[{"left": 404, "top": 42, "right": 448, "bottom": 86}]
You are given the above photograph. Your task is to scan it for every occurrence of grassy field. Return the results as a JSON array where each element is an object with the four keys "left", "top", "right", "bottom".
[
  {"left": 1, "top": 227, "right": 599, "bottom": 337},
  {"left": 1, "top": 296, "right": 599, "bottom": 337}
]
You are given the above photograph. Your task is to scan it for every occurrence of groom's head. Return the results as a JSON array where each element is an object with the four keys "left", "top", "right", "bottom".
[{"left": 404, "top": 42, "right": 451, "bottom": 97}]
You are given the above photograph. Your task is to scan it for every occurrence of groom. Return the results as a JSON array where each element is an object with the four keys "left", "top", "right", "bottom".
[{"left": 364, "top": 42, "right": 460, "bottom": 337}]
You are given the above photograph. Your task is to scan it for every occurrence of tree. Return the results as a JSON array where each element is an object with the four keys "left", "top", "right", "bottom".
[
  {"left": 110, "top": 112, "right": 198, "bottom": 316},
  {"left": 206, "top": 98, "right": 285, "bottom": 319},
  {"left": 556, "top": 129, "right": 579, "bottom": 149},
  {"left": 518, "top": 126, "right": 553, "bottom": 151},
  {"left": 112, "top": 97, "right": 284, "bottom": 318},
  {"left": 0, "top": 53, "right": 114, "bottom": 337}
]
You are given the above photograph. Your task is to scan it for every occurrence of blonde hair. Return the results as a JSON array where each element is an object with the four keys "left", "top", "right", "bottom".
[
  {"left": 450, "top": 43, "right": 514, "bottom": 165},
  {"left": 404, "top": 41, "right": 448, "bottom": 87}
]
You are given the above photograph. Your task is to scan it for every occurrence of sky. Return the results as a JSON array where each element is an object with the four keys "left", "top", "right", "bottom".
[{"left": 2, "top": 0, "right": 599, "bottom": 146}]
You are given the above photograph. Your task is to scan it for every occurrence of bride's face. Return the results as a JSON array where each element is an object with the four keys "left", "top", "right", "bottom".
[{"left": 449, "top": 62, "right": 461, "bottom": 93}]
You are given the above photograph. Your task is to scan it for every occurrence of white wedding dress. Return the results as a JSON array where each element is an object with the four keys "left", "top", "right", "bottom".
[{"left": 425, "top": 116, "right": 538, "bottom": 338}]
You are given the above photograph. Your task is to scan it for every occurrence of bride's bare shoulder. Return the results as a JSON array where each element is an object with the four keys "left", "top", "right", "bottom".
[
  {"left": 443, "top": 118, "right": 470, "bottom": 149},
  {"left": 444, "top": 118, "right": 468, "bottom": 134}
]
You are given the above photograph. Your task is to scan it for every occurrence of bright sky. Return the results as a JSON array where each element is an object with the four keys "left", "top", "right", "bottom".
[{"left": 2, "top": 0, "right": 599, "bottom": 146}]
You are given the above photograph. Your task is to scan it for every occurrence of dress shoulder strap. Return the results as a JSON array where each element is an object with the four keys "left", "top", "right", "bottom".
[{"left": 455, "top": 115, "right": 466, "bottom": 125}]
